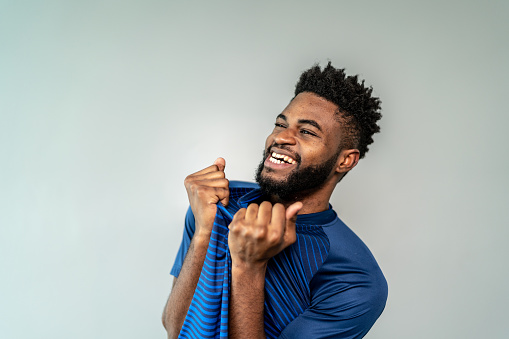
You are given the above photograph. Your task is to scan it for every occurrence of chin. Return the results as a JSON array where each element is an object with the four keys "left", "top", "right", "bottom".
[{"left": 261, "top": 168, "right": 290, "bottom": 183}]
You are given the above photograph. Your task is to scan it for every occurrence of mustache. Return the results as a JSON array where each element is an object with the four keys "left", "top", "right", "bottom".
[{"left": 265, "top": 144, "right": 301, "bottom": 164}]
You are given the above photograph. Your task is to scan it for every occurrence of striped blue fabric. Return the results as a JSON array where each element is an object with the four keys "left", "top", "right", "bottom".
[
  {"left": 178, "top": 205, "right": 234, "bottom": 339},
  {"left": 264, "top": 225, "right": 330, "bottom": 338},
  {"left": 172, "top": 182, "right": 388, "bottom": 338},
  {"left": 177, "top": 184, "right": 331, "bottom": 339}
]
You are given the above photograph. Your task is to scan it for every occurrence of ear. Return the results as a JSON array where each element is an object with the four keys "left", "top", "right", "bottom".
[{"left": 335, "top": 149, "right": 360, "bottom": 174}]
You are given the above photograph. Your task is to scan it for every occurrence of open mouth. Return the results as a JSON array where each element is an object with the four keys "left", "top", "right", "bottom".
[{"left": 268, "top": 151, "right": 297, "bottom": 165}]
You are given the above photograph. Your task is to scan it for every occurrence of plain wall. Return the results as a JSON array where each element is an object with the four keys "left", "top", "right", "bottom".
[{"left": 1, "top": 1, "right": 508, "bottom": 338}]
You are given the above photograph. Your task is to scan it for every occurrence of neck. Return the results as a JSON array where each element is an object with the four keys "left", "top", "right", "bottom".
[{"left": 269, "top": 184, "right": 334, "bottom": 215}]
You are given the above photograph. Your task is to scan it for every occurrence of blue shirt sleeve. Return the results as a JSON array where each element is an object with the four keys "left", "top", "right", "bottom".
[
  {"left": 278, "top": 220, "right": 388, "bottom": 339},
  {"left": 278, "top": 278, "right": 387, "bottom": 339},
  {"left": 170, "top": 206, "right": 196, "bottom": 277}
]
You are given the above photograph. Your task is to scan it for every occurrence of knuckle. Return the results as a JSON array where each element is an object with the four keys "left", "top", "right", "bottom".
[
  {"left": 196, "top": 186, "right": 209, "bottom": 196},
  {"left": 235, "top": 208, "right": 246, "bottom": 216},
  {"left": 232, "top": 223, "right": 246, "bottom": 236},
  {"left": 260, "top": 201, "right": 272, "bottom": 213},
  {"left": 260, "top": 201, "right": 272, "bottom": 208},
  {"left": 254, "top": 228, "right": 266, "bottom": 240},
  {"left": 187, "top": 182, "right": 197, "bottom": 192},
  {"left": 229, "top": 223, "right": 239, "bottom": 233},
  {"left": 268, "top": 230, "right": 281, "bottom": 243},
  {"left": 218, "top": 178, "right": 228, "bottom": 188}
]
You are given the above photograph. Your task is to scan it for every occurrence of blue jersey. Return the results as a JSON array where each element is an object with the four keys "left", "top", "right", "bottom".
[{"left": 171, "top": 181, "right": 387, "bottom": 338}]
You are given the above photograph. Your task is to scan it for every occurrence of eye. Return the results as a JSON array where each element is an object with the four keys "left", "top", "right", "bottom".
[
  {"left": 274, "top": 122, "right": 286, "bottom": 128},
  {"left": 300, "top": 129, "right": 317, "bottom": 137}
]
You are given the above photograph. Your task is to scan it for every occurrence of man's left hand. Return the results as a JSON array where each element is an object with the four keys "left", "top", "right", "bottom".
[{"left": 228, "top": 201, "right": 303, "bottom": 268}]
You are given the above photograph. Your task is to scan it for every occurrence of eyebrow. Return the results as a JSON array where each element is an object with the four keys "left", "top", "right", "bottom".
[{"left": 276, "top": 114, "right": 323, "bottom": 132}]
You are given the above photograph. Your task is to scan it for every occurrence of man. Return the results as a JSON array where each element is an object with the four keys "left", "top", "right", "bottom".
[{"left": 163, "top": 63, "right": 388, "bottom": 338}]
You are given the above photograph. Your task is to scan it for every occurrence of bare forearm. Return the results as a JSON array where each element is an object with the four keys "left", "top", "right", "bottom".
[
  {"left": 162, "top": 234, "right": 210, "bottom": 338},
  {"left": 228, "top": 201, "right": 300, "bottom": 338},
  {"left": 229, "top": 263, "right": 267, "bottom": 339}
]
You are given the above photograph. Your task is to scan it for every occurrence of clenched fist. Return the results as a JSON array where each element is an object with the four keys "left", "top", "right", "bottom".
[
  {"left": 228, "top": 201, "right": 303, "bottom": 268},
  {"left": 184, "top": 157, "right": 229, "bottom": 238}
]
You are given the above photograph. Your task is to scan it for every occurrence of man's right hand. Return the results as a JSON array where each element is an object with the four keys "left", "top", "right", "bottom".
[
  {"left": 184, "top": 157, "right": 229, "bottom": 237},
  {"left": 164, "top": 158, "right": 229, "bottom": 338}
]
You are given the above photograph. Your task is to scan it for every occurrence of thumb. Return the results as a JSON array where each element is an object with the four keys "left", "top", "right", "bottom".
[
  {"left": 213, "top": 157, "right": 226, "bottom": 172},
  {"left": 286, "top": 201, "right": 303, "bottom": 222},
  {"left": 283, "top": 202, "right": 302, "bottom": 246}
]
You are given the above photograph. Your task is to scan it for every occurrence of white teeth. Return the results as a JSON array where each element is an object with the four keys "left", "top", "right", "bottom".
[{"left": 269, "top": 151, "right": 296, "bottom": 164}]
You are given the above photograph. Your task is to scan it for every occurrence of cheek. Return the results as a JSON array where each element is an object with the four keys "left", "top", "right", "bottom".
[{"left": 303, "top": 144, "right": 330, "bottom": 162}]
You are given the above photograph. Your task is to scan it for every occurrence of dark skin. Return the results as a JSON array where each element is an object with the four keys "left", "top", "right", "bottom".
[
  {"left": 162, "top": 92, "right": 360, "bottom": 338},
  {"left": 161, "top": 158, "right": 229, "bottom": 338}
]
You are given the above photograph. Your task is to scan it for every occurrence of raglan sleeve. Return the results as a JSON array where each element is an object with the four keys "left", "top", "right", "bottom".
[
  {"left": 278, "top": 265, "right": 388, "bottom": 339},
  {"left": 170, "top": 206, "right": 196, "bottom": 277}
]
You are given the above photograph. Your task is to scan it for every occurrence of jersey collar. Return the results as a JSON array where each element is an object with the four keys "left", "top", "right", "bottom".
[{"left": 238, "top": 188, "right": 337, "bottom": 225}]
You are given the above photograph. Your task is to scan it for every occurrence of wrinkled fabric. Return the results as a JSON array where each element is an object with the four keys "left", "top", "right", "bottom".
[{"left": 172, "top": 181, "right": 387, "bottom": 339}]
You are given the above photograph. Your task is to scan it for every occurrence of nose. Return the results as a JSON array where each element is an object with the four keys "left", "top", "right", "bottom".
[{"left": 274, "top": 127, "right": 297, "bottom": 145}]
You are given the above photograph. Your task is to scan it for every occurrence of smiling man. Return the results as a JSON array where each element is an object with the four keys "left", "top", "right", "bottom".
[{"left": 163, "top": 63, "right": 388, "bottom": 339}]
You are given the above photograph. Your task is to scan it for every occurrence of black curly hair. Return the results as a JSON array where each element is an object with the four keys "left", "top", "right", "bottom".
[{"left": 294, "top": 62, "right": 382, "bottom": 159}]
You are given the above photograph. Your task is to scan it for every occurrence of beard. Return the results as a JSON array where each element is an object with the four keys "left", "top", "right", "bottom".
[{"left": 255, "top": 147, "right": 340, "bottom": 202}]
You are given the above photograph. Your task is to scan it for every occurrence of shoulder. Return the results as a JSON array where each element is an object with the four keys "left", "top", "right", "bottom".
[
  {"left": 321, "top": 217, "right": 382, "bottom": 269},
  {"left": 278, "top": 216, "right": 388, "bottom": 338},
  {"left": 315, "top": 216, "right": 388, "bottom": 312}
]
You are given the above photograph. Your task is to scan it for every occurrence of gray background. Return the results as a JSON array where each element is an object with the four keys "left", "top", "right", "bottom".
[{"left": 1, "top": 1, "right": 508, "bottom": 338}]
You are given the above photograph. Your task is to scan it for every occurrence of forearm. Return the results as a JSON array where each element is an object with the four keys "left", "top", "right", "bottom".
[
  {"left": 229, "top": 262, "right": 267, "bottom": 339},
  {"left": 162, "top": 233, "right": 210, "bottom": 339}
]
